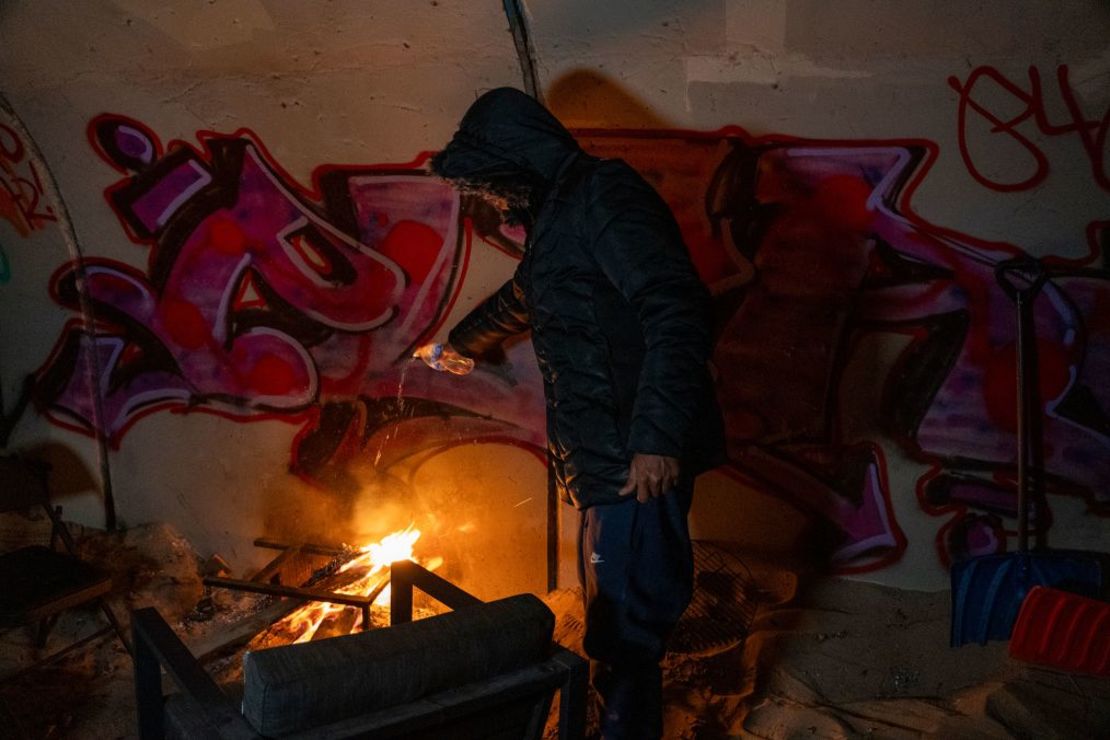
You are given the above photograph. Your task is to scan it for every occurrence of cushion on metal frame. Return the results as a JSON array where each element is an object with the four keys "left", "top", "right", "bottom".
[{"left": 240, "top": 593, "right": 555, "bottom": 736}]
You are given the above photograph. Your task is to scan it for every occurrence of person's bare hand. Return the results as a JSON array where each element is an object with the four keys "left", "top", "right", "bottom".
[{"left": 619, "top": 453, "right": 681, "bottom": 503}]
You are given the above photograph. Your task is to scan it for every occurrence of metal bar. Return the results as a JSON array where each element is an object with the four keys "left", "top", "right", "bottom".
[
  {"left": 390, "top": 562, "right": 415, "bottom": 624},
  {"left": 411, "top": 567, "right": 482, "bottom": 610},
  {"left": 99, "top": 597, "right": 133, "bottom": 655},
  {"left": 555, "top": 648, "right": 588, "bottom": 740},
  {"left": 501, "top": 0, "right": 543, "bottom": 102},
  {"left": 363, "top": 578, "right": 390, "bottom": 609},
  {"left": 1016, "top": 291, "right": 1030, "bottom": 552},
  {"left": 995, "top": 257, "right": 1048, "bottom": 554},
  {"left": 390, "top": 560, "right": 482, "bottom": 614},
  {"left": 133, "top": 612, "right": 165, "bottom": 740},
  {"left": 203, "top": 576, "right": 375, "bottom": 608}
]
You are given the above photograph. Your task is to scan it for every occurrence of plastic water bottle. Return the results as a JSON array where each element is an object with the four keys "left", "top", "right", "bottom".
[{"left": 413, "top": 343, "right": 474, "bottom": 376}]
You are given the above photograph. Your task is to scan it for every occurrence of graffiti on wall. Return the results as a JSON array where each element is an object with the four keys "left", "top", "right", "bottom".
[
  {"left": 578, "top": 132, "right": 1109, "bottom": 571},
  {"left": 34, "top": 104, "right": 1110, "bottom": 572},
  {"left": 36, "top": 115, "right": 546, "bottom": 494},
  {"left": 949, "top": 64, "right": 1110, "bottom": 193},
  {"left": 0, "top": 121, "right": 56, "bottom": 237}
]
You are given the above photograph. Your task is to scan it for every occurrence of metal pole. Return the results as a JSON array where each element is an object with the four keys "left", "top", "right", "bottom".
[
  {"left": 0, "top": 94, "right": 117, "bottom": 530},
  {"left": 1015, "top": 291, "right": 1030, "bottom": 553},
  {"left": 501, "top": 0, "right": 543, "bottom": 103}
]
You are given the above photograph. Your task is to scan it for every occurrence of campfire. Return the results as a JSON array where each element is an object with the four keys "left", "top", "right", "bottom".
[
  {"left": 201, "top": 523, "right": 446, "bottom": 649},
  {"left": 277, "top": 525, "right": 443, "bottom": 643}
]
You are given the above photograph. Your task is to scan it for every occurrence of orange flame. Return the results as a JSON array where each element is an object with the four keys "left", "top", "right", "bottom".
[{"left": 279, "top": 525, "right": 429, "bottom": 643}]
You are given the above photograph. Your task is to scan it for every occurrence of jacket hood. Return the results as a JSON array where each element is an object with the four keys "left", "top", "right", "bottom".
[{"left": 431, "top": 87, "right": 580, "bottom": 184}]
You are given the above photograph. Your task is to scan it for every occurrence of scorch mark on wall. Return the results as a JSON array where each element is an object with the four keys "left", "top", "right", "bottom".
[{"left": 35, "top": 107, "right": 1110, "bottom": 574}]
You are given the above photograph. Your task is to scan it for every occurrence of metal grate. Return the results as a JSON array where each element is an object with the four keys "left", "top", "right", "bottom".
[{"left": 669, "top": 541, "right": 757, "bottom": 656}]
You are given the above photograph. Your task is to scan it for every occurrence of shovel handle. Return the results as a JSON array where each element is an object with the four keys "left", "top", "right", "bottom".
[{"left": 996, "top": 256, "right": 1049, "bottom": 552}]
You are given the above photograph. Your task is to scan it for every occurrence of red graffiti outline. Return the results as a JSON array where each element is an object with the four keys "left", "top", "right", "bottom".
[
  {"left": 86, "top": 114, "right": 438, "bottom": 273},
  {"left": 43, "top": 121, "right": 470, "bottom": 448},
  {"left": 578, "top": 125, "right": 1106, "bottom": 560},
  {"left": 37, "top": 113, "right": 1108, "bottom": 576},
  {"left": 948, "top": 64, "right": 1110, "bottom": 193},
  {"left": 832, "top": 444, "right": 908, "bottom": 575},
  {"left": 86, "top": 114, "right": 165, "bottom": 175},
  {"left": 575, "top": 125, "right": 1028, "bottom": 261}
]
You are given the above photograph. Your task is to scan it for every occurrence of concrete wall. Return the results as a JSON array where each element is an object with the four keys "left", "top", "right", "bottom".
[{"left": 1, "top": 0, "right": 1107, "bottom": 594}]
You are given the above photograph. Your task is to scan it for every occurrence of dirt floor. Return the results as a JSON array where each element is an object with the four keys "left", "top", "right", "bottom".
[{"left": 1, "top": 522, "right": 1107, "bottom": 739}]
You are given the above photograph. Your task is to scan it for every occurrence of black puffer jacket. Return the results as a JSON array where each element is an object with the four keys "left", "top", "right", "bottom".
[{"left": 438, "top": 88, "right": 724, "bottom": 509}]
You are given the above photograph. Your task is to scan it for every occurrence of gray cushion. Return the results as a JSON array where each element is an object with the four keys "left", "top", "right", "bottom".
[{"left": 241, "top": 593, "right": 554, "bottom": 736}]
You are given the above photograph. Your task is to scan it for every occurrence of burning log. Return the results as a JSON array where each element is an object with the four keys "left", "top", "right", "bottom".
[
  {"left": 310, "top": 609, "right": 361, "bottom": 641},
  {"left": 204, "top": 525, "right": 438, "bottom": 648}
]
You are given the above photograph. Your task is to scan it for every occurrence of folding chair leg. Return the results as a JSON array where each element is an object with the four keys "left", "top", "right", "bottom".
[
  {"left": 100, "top": 599, "right": 132, "bottom": 655},
  {"left": 35, "top": 614, "right": 60, "bottom": 649},
  {"left": 559, "top": 653, "right": 588, "bottom": 740}
]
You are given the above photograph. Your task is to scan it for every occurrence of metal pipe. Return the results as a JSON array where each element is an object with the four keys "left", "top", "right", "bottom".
[{"left": 203, "top": 576, "right": 388, "bottom": 610}]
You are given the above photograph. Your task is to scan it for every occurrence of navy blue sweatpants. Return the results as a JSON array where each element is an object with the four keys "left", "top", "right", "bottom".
[{"left": 577, "top": 477, "right": 694, "bottom": 739}]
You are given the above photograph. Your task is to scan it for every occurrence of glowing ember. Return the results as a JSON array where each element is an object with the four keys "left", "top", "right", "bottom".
[{"left": 277, "top": 525, "right": 435, "bottom": 643}]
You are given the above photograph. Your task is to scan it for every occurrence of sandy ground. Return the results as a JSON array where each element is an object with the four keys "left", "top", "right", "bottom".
[
  {"left": 543, "top": 555, "right": 1110, "bottom": 739},
  {"left": 1, "top": 523, "right": 1107, "bottom": 739}
]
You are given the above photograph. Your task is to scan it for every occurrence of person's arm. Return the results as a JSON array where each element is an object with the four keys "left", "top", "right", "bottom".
[
  {"left": 585, "top": 168, "right": 713, "bottom": 499},
  {"left": 447, "top": 274, "right": 531, "bottom": 358}
]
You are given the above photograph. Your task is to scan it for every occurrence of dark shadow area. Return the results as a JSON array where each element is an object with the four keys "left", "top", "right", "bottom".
[
  {"left": 20, "top": 442, "right": 99, "bottom": 503},
  {"left": 546, "top": 69, "right": 674, "bottom": 129}
]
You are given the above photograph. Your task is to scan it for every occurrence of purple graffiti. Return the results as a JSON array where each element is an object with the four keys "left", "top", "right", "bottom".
[
  {"left": 580, "top": 132, "right": 1109, "bottom": 570},
  {"left": 35, "top": 114, "right": 1109, "bottom": 573},
  {"left": 38, "top": 116, "right": 546, "bottom": 481}
]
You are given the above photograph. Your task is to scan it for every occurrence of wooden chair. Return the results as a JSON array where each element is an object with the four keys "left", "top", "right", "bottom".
[
  {"left": 133, "top": 560, "right": 587, "bottom": 739},
  {"left": 0, "top": 455, "right": 128, "bottom": 653}
]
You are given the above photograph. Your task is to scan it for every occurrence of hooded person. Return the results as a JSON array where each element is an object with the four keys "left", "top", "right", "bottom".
[{"left": 419, "top": 87, "right": 725, "bottom": 739}]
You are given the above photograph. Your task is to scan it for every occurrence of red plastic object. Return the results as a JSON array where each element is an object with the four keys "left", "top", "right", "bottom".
[{"left": 1009, "top": 586, "right": 1110, "bottom": 677}]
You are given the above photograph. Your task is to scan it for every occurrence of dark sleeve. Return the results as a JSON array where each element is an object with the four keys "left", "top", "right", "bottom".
[
  {"left": 585, "top": 169, "right": 712, "bottom": 458},
  {"left": 447, "top": 274, "right": 531, "bottom": 357}
]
